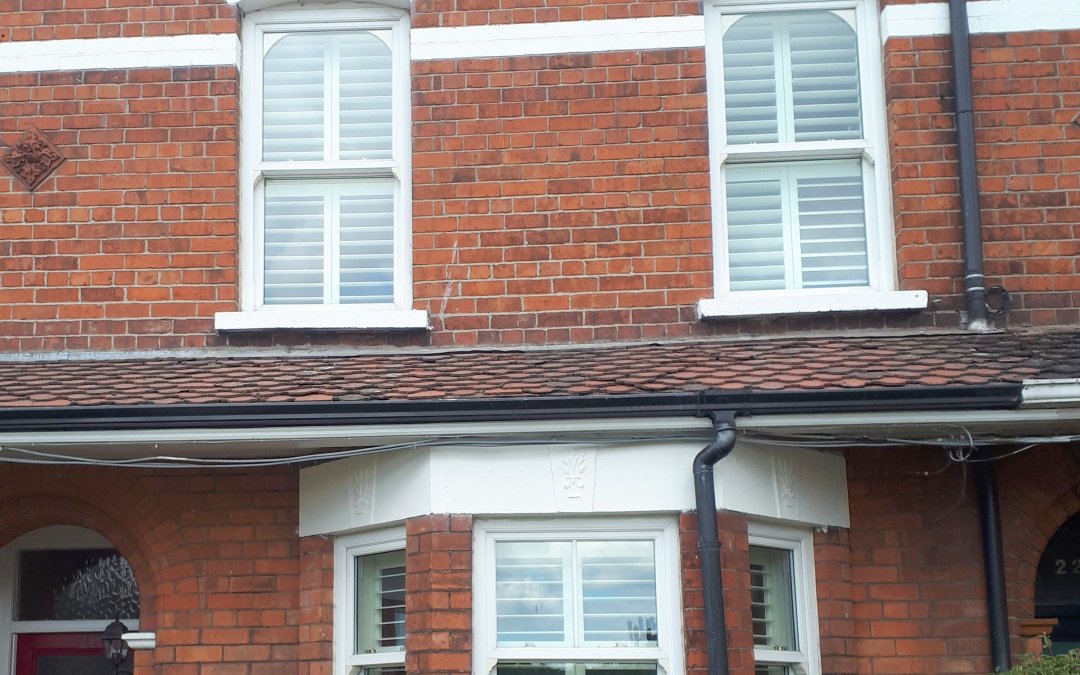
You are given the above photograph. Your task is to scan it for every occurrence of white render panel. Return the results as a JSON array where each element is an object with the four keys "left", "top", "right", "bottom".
[
  {"left": 299, "top": 448, "right": 432, "bottom": 536},
  {"left": 411, "top": 16, "right": 706, "bottom": 60},
  {"left": 0, "top": 34, "right": 240, "bottom": 73},
  {"left": 300, "top": 438, "right": 850, "bottom": 536},
  {"left": 881, "top": 0, "right": 1080, "bottom": 41}
]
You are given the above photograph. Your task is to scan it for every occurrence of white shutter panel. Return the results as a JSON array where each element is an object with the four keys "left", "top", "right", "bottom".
[
  {"left": 495, "top": 542, "right": 569, "bottom": 646},
  {"left": 725, "top": 169, "right": 787, "bottom": 292},
  {"left": 722, "top": 16, "right": 780, "bottom": 145},
  {"left": 789, "top": 13, "right": 862, "bottom": 142},
  {"left": 262, "top": 181, "right": 326, "bottom": 304},
  {"left": 339, "top": 32, "right": 394, "bottom": 161},
  {"left": 263, "top": 34, "right": 326, "bottom": 162},
  {"left": 796, "top": 163, "right": 869, "bottom": 288},
  {"left": 339, "top": 181, "right": 396, "bottom": 304},
  {"left": 579, "top": 541, "right": 658, "bottom": 646}
]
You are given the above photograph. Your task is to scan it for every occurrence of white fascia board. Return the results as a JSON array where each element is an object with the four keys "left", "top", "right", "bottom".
[
  {"left": 214, "top": 308, "right": 429, "bottom": 332},
  {"left": 411, "top": 15, "right": 706, "bottom": 61},
  {"left": 697, "top": 290, "right": 928, "bottom": 318},
  {"left": 1021, "top": 379, "right": 1080, "bottom": 408},
  {"left": 0, "top": 34, "right": 239, "bottom": 73},
  {"left": 881, "top": 0, "right": 1080, "bottom": 41}
]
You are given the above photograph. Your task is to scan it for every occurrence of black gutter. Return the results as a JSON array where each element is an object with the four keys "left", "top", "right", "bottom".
[
  {"left": 0, "top": 384, "right": 1022, "bottom": 432},
  {"left": 975, "top": 460, "right": 1012, "bottom": 671},
  {"left": 694, "top": 411, "right": 738, "bottom": 675},
  {"left": 948, "top": 0, "right": 990, "bottom": 331}
]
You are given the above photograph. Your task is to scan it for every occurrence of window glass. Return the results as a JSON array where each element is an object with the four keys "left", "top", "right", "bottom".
[
  {"left": 494, "top": 540, "right": 657, "bottom": 648},
  {"left": 355, "top": 550, "right": 406, "bottom": 655},
  {"left": 723, "top": 11, "right": 861, "bottom": 145},
  {"left": 726, "top": 161, "right": 869, "bottom": 292},
  {"left": 750, "top": 545, "right": 797, "bottom": 652},
  {"left": 497, "top": 664, "right": 658, "bottom": 675},
  {"left": 16, "top": 549, "right": 140, "bottom": 621}
]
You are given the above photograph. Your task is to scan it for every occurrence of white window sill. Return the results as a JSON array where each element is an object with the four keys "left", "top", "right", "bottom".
[
  {"left": 697, "top": 290, "right": 928, "bottom": 319},
  {"left": 214, "top": 308, "right": 429, "bottom": 332}
]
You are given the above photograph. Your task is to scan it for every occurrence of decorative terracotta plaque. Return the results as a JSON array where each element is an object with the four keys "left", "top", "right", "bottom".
[{"left": 1, "top": 127, "right": 65, "bottom": 192}]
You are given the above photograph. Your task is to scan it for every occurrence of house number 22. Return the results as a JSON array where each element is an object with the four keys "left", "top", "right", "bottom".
[{"left": 1054, "top": 558, "right": 1080, "bottom": 574}]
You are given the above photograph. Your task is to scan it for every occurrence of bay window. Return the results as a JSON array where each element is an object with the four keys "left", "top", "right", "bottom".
[{"left": 335, "top": 528, "right": 406, "bottom": 675}]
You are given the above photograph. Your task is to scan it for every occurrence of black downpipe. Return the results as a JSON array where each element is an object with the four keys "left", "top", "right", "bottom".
[
  {"left": 975, "top": 460, "right": 1011, "bottom": 671},
  {"left": 693, "top": 411, "right": 738, "bottom": 675},
  {"left": 948, "top": 0, "right": 990, "bottom": 331}
]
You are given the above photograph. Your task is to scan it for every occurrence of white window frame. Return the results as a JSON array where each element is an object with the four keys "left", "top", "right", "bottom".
[
  {"left": 334, "top": 526, "right": 407, "bottom": 675},
  {"left": 472, "top": 517, "right": 685, "bottom": 675},
  {"left": 699, "top": 0, "right": 927, "bottom": 318},
  {"left": 748, "top": 523, "right": 821, "bottom": 675},
  {"left": 216, "top": 4, "right": 428, "bottom": 332}
]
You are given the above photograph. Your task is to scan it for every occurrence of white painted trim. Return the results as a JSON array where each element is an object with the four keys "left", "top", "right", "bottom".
[
  {"left": 881, "top": 0, "right": 1080, "bottom": 41},
  {"left": 411, "top": 15, "right": 706, "bottom": 60},
  {"left": 697, "top": 290, "right": 928, "bottom": 318},
  {"left": 214, "top": 308, "right": 429, "bottom": 332},
  {"left": 472, "top": 517, "right": 684, "bottom": 675},
  {"left": 749, "top": 523, "right": 821, "bottom": 675},
  {"left": 1021, "top": 379, "right": 1080, "bottom": 408},
  {"left": 333, "top": 527, "right": 406, "bottom": 675},
  {"left": 0, "top": 34, "right": 239, "bottom": 73},
  {"left": 121, "top": 632, "right": 156, "bottom": 650}
]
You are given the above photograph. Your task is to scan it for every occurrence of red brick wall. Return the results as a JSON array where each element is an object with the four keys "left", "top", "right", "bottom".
[
  {"left": 843, "top": 443, "right": 1080, "bottom": 673},
  {"left": 411, "top": 0, "right": 701, "bottom": 28},
  {"left": 0, "top": 0, "right": 236, "bottom": 42},
  {"left": 0, "top": 6, "right": 1077, "bottom": 350},
  {"left": 0, "top": 66, "right": 239, "bottom": 352},
  {"left": 885, "top": 30, "right": 1080, "bottom": 328}
]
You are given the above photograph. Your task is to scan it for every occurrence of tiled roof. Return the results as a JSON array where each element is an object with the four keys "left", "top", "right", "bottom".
[{"left": 0, "top": 329, "right": 1078, "bottom": 409}]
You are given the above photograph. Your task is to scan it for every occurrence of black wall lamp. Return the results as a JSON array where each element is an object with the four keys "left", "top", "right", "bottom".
[{"left": 102, "top": 619, "right": 133, "bottom": 675}]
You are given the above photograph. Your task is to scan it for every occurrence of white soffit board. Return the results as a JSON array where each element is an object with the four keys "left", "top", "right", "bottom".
[
  {"left": 881, "top": 0, "right": 1080, "bottom": 41},
  {"left": 411, "top": 15, "right": 706, "bottom": 60},
  {"left": 0, "top": 34, "right": 240, "bottom": 73}
]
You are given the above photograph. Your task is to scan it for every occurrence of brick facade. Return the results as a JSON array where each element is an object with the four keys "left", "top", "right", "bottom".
[{"left": 1, "top": 4, "right": 1077, "bottom": 350}]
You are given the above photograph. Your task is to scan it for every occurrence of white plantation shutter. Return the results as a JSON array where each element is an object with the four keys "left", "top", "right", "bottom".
[
  {"left": 257, "top": 27, "right": 397, "bottom": 307},
  {"left": 796, "top": 168, "right": 869, "bottom": 288},
  {"left": 263, "top": 34, "right": 326, "bottom": 162},
  {"left": 722, "top": 16, "right": 779, "bottom": 144},
  {"left": 355, "top": 550, "right": 406, "bottom": 654},
  {"left": 263, "top": 182, "right": 326, "bottom": 304},
  {"left": 726, "top": 163, "right": 869, "bottom": 292},
  {"left": 723, "top": 11, "right": 860, "bottom": 145},
  {"left": 339, "top": 33, "right": 393, "bottom": 161},
  {"left": 720, "top": 9, "right": 872, "bottom": 295}
]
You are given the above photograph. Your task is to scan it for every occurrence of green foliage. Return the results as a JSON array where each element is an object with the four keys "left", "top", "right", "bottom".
[{"left": 1003, "top": 639, "right": 1080, "bottom": 674}]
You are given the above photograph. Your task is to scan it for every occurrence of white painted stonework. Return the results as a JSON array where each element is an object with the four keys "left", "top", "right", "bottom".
[
  {"left": 299, "top": 438, "right": 850, "bottom": 536},
  {"left": 0, "top": 34, "right": 240, "bottom": 74},
  {"left": 410, "top": 15, "right": 706, "bottom": 60},
  {"left": 880, "top": 0, "right": 1080, "bottom": 41}
]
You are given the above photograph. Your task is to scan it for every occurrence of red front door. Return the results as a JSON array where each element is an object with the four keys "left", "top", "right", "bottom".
[{"left": 14, "top": 633, "right": 114, "bottom": 675}]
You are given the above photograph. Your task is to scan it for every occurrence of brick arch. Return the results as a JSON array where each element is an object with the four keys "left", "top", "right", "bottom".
[
  {"left": 996, "top": 445, "right": 1080, "bottom": 625},
  {"left": 0, "top": 474, "right": 196, "bottom": 631}
]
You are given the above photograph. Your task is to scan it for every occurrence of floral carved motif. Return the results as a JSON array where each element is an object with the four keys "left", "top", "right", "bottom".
[{"left": 2, "top": 127, "right": 65, "bottom": 191}]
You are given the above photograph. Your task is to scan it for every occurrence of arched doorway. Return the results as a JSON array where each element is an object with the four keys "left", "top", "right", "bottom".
[
  {"left": 1035, "top": 511, "right": 1080, "bottom": 652},
  {"left": 0, "top": 526, "right": 140, "bottom": 675}
]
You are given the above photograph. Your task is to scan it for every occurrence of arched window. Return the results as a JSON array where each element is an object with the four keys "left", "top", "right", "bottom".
[
  {"left": 1035, "top": 512, "right": 1080, "bottom": 652},
  {"left": 0, "top": 526, "right": 140, "bottom": 675}
]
